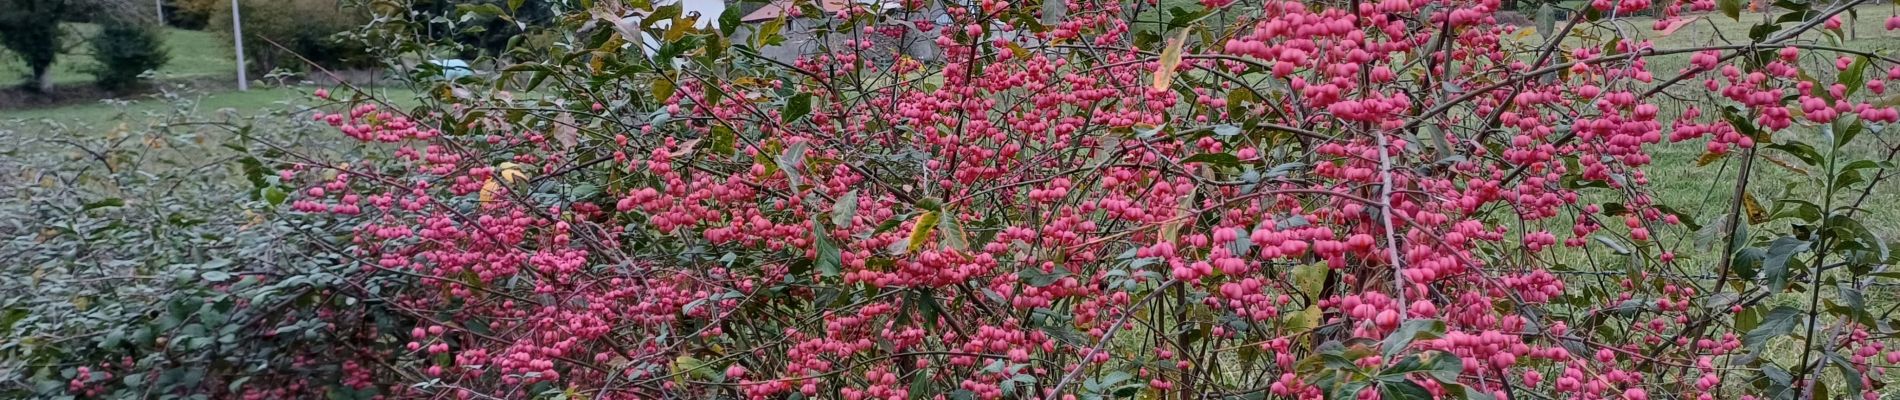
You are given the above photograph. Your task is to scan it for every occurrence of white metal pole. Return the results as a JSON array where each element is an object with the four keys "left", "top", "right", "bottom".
[{"left": 230, "top": 0, "right": 247, "bottom": 91}]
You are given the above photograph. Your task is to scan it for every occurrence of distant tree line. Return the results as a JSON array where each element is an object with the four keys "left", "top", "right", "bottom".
[
  {"left": 0, "top": 0, "right": 567, "bottom": 92},
  {"left": 0, "top": 0, "right": 168, "bottom": 92}
]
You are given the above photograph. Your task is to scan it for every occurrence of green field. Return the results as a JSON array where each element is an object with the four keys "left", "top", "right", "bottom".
[
  {"left": 0, "top": 21, "right": 416, "bottom": 127},
  {"left": 0, "top": 85, "right": 421, "bottom": 127},
  {"left": 0, "top": 87, "right": 305, "bottom": 126},
  {"left": 0, "top": 23, "right": 237, "bottom": 87}
]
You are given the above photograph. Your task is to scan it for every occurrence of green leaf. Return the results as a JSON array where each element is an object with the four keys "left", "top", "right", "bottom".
[
  {"left": 1291, "top": 262, "right": 1326, "bottom": 299},
  {"left": 0, "top": 308, "right": 27, "bottom": 336},
  {"left": 83, "top": 198, "right": 125, "bottom": 210},
  {"left": 1722, "top": 106, "right": 1766, "bottom": 140},
  {"left": 1265, "top": 162, "right": 1307, "bottom": 178},
  {"left": 1744, "top": 306, "right": 1801, "bottom": 351},
  {"left": 1165, "top": 6, "right": 1213, "bottom": 28},
  {"left": 670, "top": 355, "right": 716, "bottom": 384},
  {"left": 1593, "top": 235, "right": 1631, "bottom": 255},
  {"left": 643, "top": 3, "right": 681, "bottom": 29},
  {"left": 508, "top": 0, "right": 525, "bottom": 12},
  {"left": 1653, "top": 204, "right": 1703, "bottom": 231},
  {"left": 937, "top": 210, "right": 969, "bottom": 251},
  {"left": 1836, "top": 120, "right": 1866, "bottom": 150},
  {"left": 1769, "top": 199, "right": 1823, "bottom": 222},
  {"left": 1421, "top": 351, "right": 1463, "bottom": 382},
  {"left": 782, "top": 93, "right": 812, "bottom": 123},
  {"left": 832, "top": 190, "right": 859, "bottom": 227},
  {"left": 710, "top": 126, "right": 737, "bottom": 156},
  {"left": 1018, "top": 267, "right": 1071, "bottom": 287},
  {"left": 201, "top": 271, "right": 232, "bottom": 282},
  {"left": 1382, "top": 319, "right": 1445, "bottom": 357},
  {"left": 1181, "top": 153, "right": 1242, "bottom": 168},
  {"left": 909, "top": 368, "right": 934, "bottom": 399},
  {"left": 719, "top": 6, "right": 742, "bottom": 36},
  {"left": 1829, "top": 351, "right": 1865, "bottom": 396},
  {"left": 813, "top": 219, "right": 842, "bottom": 277},
  {"left": 1440, "top": 383, "right": 1497, "bottom": 400},
  {"left": 1732, "top": 247, "right": 1766, "bottom": 285},
  {"left": 457, "top": 3, "right": 507, "bottom": 20},
  {"left": 1759, "top": 236, "right": 1811, "bottom": 292},
  {"left": 1226, "top": 90, "right": 1255, "bottom": 116},
  {"left": 1760, "top": 364, "right": 1796, "bottom": 399},
  {"left": 1748, "top": 21, "right": 1780, "bottom": 43},
  {"left": 237, "top": 156, "right": 270, "bottom": 190},
  {"left": 262, "top": 187, "right": 288, "bottom": 206},
  {"left": 1720, "top": 0, "right": 1742, "bottom": 20},
  {"left": 776, "top": 141, "right": 809, "bottom": 189},
  {"left": 1840, "top": 56, "right": 1871, "bottom": 97},
  {"left": 1132, "top": 123, "right": 1166, "bottom": 140},
  {"left": 1835, "top": 159, "right": 1884, "bottom": 190},
  {"left": 1378, "top": 380, "right": 1433, "bottom": 400},
  {"left": 1764, "top": 142, "right": 1823, "bottom": 166}
]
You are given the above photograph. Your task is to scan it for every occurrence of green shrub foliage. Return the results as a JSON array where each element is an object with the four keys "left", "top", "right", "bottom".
[{"left": 88, "top": 22, "right": 170, "bottom": 90}]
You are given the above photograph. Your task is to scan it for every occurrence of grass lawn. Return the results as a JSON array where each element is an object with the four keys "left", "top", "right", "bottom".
[
  {"left": 0, "top": 23, "right": 237, "bottom": 87},
  {"left": 0, "top": 84, "right": 420, "bottom": 128}
]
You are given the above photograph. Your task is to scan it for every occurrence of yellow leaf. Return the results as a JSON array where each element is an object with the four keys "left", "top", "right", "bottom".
[
  {"left": 670, "top": 355, "right": 706, "bottom": 385},
  {"left": 1151, "top": 29, "right": 1189, "bottom": 91},
  {"left": 1742, "top": 192, "right": 1768, "bottom": 225},
  {"left": 480, "top": 178, "right": 501, "bottom": 203},
  {"left": 498, "top": 162, "right": 530, "bottom": 184},
  {"left": 1761, "top": 155, "right": 1811, "bottom": 175},
  {"left": 1695, "top": 151, "right": 1726, "bottom": 166},
  {"left": 1290, "top": 262, "right": 1326, "bottom": 298},
  {"left": 1284, "top": 305, "right": 1321, "bottom": 332},
  {"left": 908, "top": 212, "right": 940, "bottom": 253},
  {"left": 1005, "top": 41, "right": 1031, "bottom": 60},
  {"left": 652, "top": 77, "right": 676, "bottom": 100}
]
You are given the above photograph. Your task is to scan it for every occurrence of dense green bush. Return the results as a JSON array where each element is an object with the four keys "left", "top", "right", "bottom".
[
  {"left": 206, "top": 0, "right": 371, "bottom": 74},
  {"left": 87, "top": 21, "right": 170, "bottom": 90},
  {"left": 166, "top": 0, "right": 216, "bottom": 30},
  {"left": 0, "top": 92, "right": 392, "bottom": 398},
  {"left": 408, "top": 0, "right": 560, "bottom": 57}
]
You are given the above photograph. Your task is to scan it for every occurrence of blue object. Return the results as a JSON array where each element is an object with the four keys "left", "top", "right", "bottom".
[{"left": 430, "top": 59, "right": 473, "bottom": 79}]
